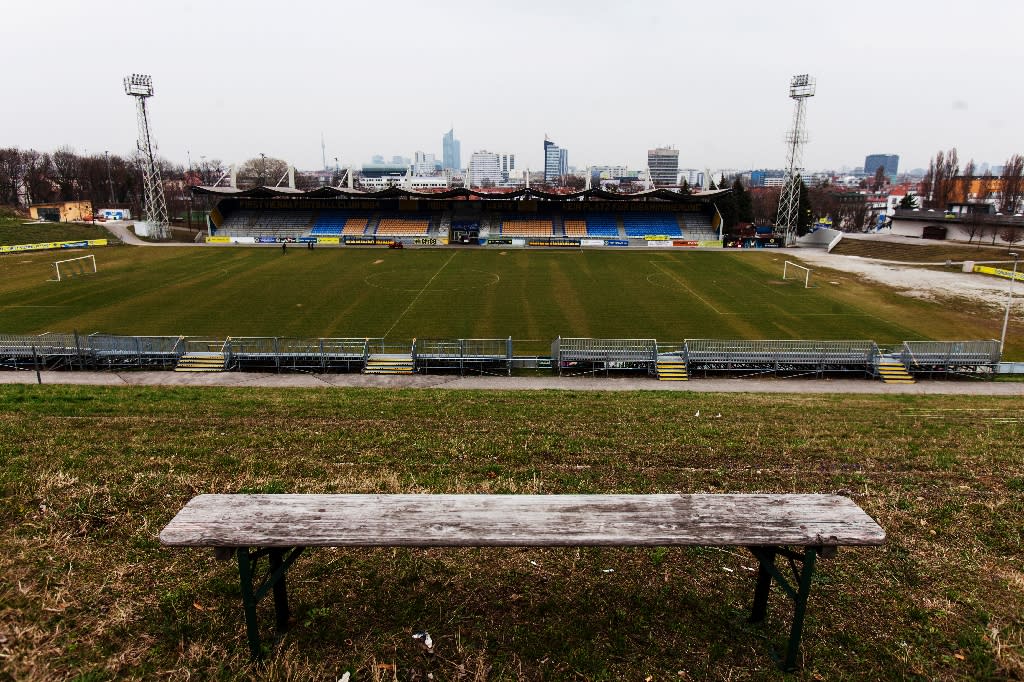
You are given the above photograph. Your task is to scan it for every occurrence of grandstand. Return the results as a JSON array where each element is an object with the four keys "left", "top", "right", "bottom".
[{"left": 196, "top": 187, "right": 726, "bottom": 247}]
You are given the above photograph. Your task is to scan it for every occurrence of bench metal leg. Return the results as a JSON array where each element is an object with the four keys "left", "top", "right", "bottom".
[
  {"left": 746, "top": 546, "right": 820, "bottom": 672},
  {"left": 236, "top": 546, "right": 305, "bottom": 660}
]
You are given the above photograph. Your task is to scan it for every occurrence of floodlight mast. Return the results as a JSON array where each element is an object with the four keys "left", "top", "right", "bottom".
[
  {"left": 777, "top": 74, "right": 815, "bottom": 247},
  {"left": 124, "top": 73, "right": 170, "bottom": 239}
]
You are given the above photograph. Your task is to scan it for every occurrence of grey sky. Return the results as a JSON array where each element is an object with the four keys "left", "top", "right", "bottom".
[{"left": 3, "top": 0, "right": 1022, "bottom": 174}]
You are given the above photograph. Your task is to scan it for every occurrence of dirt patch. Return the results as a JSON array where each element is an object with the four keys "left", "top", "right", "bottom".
[
  {"left": 373, "top": 259, "right": 384, "bottom": 265},
  {"left": 795, "top": 248, "right": 1020, "bottom": 312}
]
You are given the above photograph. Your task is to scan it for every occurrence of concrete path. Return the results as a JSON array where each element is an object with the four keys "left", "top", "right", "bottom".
[{"left": 2, "top": 370, "right": 1022, "bottom": 395}]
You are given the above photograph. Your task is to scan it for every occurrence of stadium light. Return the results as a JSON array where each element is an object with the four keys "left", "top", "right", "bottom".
[
  {"left": 1000, "top": 252, "right": 1020, "bottom": 354},
  {"left": 124, "top": 73, "right": 154, "bottom": 97}
]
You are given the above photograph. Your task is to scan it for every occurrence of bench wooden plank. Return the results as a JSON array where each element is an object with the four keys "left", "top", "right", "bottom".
[{"left": 159, "top": 494, "right": 885, "bottom": 548}]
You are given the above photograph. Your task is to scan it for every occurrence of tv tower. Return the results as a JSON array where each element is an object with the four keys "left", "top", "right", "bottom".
[
  {"left": 124, "top": 74, "right": 170, "bottom": 239},
  {"left": 776, "top": 74, "right": 815, "bottom": 246}
]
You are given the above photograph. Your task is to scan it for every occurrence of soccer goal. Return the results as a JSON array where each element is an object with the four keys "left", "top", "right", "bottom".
[
  {"left": 782, "top": 260, "right": 812, "bottom": 288},
  {"left": 52, "top": 254, "right": 97, "bottom": 282}
]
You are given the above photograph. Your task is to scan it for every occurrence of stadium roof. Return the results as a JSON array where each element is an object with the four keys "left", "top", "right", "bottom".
[{"left": 191, "top": 185, "right": 732, "bottom": 203}]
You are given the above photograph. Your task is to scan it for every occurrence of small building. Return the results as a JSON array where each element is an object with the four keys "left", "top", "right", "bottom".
[{"left": 28, "top": 200, "right": 93, "bottom": 222}]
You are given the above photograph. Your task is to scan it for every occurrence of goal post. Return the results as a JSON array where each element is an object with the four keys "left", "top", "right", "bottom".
[
  {"left": 52, "top": 254, "right": 97, "bottom": 282},
  {"left": 783, "top": 260, "right": 812, "bottom": 288}
]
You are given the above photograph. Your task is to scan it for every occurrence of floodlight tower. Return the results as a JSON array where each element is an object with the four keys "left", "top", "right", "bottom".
[
  {"left": 124, "top": 73, "right": 170, "bottom": 239},
  {"left": 777, "top": 74, "right": 815, "bottom": 246}
]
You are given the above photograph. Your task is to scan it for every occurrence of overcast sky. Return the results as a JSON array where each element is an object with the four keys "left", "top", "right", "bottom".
[{"left": 3, "top": 1, "right": 1022, "bottom": 175}]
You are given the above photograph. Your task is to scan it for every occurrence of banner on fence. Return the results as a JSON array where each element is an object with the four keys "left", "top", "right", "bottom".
[
  {"left": 581, "top": 239, "right": 605, "bottom": 246},
  {"left": 317, "top": 237, "right": 340, "bottom": 244},
  {"left": 974, "top": 265, "right": 1024, "bottom": 282},
  {"left": 698, "top": 240, "right": 723, "bottom": 248},
  {"left": 673, "top": 240, "right": 700, "bottom": 247},
  {"left": 0, "top": 238, "right": 108, "bottom": 254},
  {"left": 205, "top": 236, "right": 232, "bottom": 243},
  {"left": 647, "top": 240, "right": 673, "bottom": 248},
  {"left": 605, "top": 239, "right": 629, "bottom": 247}
]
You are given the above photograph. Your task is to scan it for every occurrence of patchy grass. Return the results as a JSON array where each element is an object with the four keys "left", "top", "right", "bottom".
[
  {"left": 1, "top": 385, "right": 1021, "bottom": 680},
  {"left": 0, "top": 247, "right": 1018, "bottom": 357},
  {"left": 0, "top": 218, "right": 118, "bottom": 246}
]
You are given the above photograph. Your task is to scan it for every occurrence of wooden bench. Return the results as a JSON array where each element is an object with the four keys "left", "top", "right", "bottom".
[{"left": 160, "top": 493, "right": 885, "bottom": 671}]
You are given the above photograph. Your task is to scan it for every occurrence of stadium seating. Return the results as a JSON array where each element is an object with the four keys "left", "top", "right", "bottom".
[
  {"left": 564, "top": 219, "right": 587, "bottom": 237},
  {"left": 219, "top": 209, "right": 258, "bottom": 233},
  {"left": 251, "top": 210, "right": 313, "bottom": 237},
  {"left": 584, "top": 215, "right": 619, "bottom": 237},
  {"left": 311, "top": 211, "right": 362, "bottom": 236},
  {"left": 342, "top": 217, "right": 369, "bottom": 236},
  {"left": 622, "top": 214, "right": 683, "bottom": 238},
  {"left": 680, "top": 214, "right": 718, "bottom": 240},
  {"left": 500, "top": 218, "right": 554, "bottom": 237},
  {"left": 373, "top": 217, "right": 431, "bottom": 236}
]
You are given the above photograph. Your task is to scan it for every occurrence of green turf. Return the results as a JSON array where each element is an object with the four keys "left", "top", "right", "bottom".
[
  {"left": 0, "top": 217, "right": 115, "bottom": 246},
  {"left": 0, "top": 245, "right": 1015, "bottom": 355},
  {"left": 1, "top": 385, "right": 1021, "bottom": 680}
]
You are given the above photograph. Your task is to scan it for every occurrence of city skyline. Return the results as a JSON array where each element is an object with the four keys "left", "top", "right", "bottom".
[{"left": 2, "top": 1, "right": 1022, "bottom": 174}]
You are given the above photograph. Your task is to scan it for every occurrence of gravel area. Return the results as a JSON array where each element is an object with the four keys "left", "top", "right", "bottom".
[{"left": 794, "top": 243, "right": 1019, "bottom": 311}]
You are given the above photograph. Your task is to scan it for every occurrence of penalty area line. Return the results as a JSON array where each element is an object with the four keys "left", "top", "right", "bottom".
[{"left": 649, "top": 260, "right": 723, "bottom": 315}]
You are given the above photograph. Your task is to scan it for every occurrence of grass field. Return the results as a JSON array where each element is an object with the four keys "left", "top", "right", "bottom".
[
  {"left": 0, "top": 217, "right": 116, "bottom": 247},
  {"left": 1, "top": 384, "right": 1021, "bottom": 680},
  {"left": 1, "top": 244, "right": 1017, "bottom": 356}
]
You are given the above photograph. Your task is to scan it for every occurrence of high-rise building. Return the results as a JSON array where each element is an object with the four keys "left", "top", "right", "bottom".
[
  {"left": 647, "top": 146, "right": 679, "bottom": 187},
  {"left": 500, "top": 153, "right": 515, "bottom": 183},
  {"left": 544, "top": 137, "right": 568, "bottom": 182},
  {"left": 864, "top": 154, "right": 899, "bottom": 179},
  {"left": 443, "top": 129, "right": 462, "bottom": 171},
  {"left": 469, "top": 150, "right": 502, "bottom": 187},
  {"left": 413, "top": 151, "right": 439, "bottom": 176}
]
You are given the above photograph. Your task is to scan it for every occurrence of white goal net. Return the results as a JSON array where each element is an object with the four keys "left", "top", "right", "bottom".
[
  {"left": 782, "top": 260, "right": 812, "bottom": 288},
  {"left": 51, "top": 254, "right": 97, "bottom": 282}
]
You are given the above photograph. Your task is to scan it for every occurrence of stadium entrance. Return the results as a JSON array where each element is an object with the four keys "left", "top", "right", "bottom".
[{"left": 450, "top": 220, "right": 479, "bottom": 244}]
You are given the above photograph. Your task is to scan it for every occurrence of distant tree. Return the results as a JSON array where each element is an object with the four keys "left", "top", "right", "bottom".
[
  {"left": 923, "top": 147, "right": 959, "bottom": 209},
  {"left": 962, "top": 211, "right": 985, "bottom": 244},
  {"left": 871, "top": 165, "right": 886, "bottom": 192},
  {"left": 561, "top": 174, "right": 585, "bottom": 191},
  {"left": 797, "top": 179, "right": 813, "bottom": 235},
  {"left": 679, "top": 179, "right": 691, "bottom": 194},
  {"left": 1000, "top": 225, "right": 1022, "bottom": 246},
  {"left": 978, "top": 169, "right": 994, "bottom": 204},
  {"left": 479, "top": 177, "right": 495, "bottom": 189},
  {"left": 238, "top": 156, "right": 289, "bottom": 188},
  {"left": 1000, "top": 154, "right": 1024, "bottom": 213},
  {"left": 716, "top": 192, "right": 739, "bottom": 231},
  {"left": 960, "top": 159, "right": 976, "bottom": 203},
  {"left": 898, "top": 194, "right": 918, "bottom": 209},
  {"left": 750, "top": 186, "right": 781, "bottom": 224},
  {"left": 732, "top": 178, "right": 753, "bottom": 223}
]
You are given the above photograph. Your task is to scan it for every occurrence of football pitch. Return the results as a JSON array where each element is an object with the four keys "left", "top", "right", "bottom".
[{"left": 0, "top": 245, "right": 1007, "bottom": 353}]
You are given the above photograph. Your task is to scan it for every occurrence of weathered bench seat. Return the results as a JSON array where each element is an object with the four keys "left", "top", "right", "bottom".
[{"left": 161, "top": 493, "right": 885, "bottom": 670}]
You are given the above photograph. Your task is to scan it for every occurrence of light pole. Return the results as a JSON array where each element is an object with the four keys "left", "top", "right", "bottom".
[
  {"left": 1000, "top": 251, "right": 1020, "bottom": 355},
  {"left": 259, "top": 153, "right": 266, "bottom": 186}
]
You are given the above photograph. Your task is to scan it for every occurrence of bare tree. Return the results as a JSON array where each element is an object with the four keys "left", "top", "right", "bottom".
[
  {"left": 923, "top": 148, "right": 959, "bottom": 209},
  {"left": 237, "top": 156, "right": 289, "bottom": 188},
  {"left": 978, "top": 169, "right": 995, "bottom": 204},
  {"left": 1000, "top": 154, "right": 1024, "bottom": 213},
  {"left": 871, "top": 165, "right": 886, "bottom": 192},
  {"left": 962, "top": 211, "right": 985, "bottom": 244},
  {"left": 1001, "top": 225, "right": 1022, "bottom": 247},
  {"left": 960, "top": 159, "right": 976, "bottom": 203}
]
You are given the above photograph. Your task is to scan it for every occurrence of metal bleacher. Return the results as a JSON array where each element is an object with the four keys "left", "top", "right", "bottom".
[
  {"left": 680, "top": 214, "right": 718, "bottom": 241},
  {"left": 684, "top": 339, "right": 879, "bottom": 375},
  {"left": 899, "top": 340, "right": 1001, "bottom": 376}
]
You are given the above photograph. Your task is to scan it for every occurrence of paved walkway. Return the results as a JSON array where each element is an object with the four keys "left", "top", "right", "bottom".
[{"left": 2, "top": 370, "right": 1022, "bottom": 395}]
